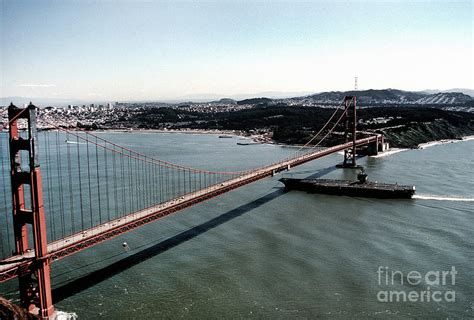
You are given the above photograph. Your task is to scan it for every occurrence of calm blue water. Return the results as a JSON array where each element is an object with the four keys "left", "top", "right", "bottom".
[{"left": 1, "top": 132, "right": 473, "bottom": 319}]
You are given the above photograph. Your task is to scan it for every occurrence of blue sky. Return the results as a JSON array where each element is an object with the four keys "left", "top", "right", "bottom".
[{"left": 1, "top": 0, "right": 472, "bottom": 101}]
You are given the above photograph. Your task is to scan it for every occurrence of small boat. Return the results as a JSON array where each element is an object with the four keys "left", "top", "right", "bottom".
[
  {"left": 237, "top": 142, "right": 263, "bottom": 146},
  {"left": 219, "top": 135, "right": 233, "bottom": 138},
  {"left": 65, "top": 140, "right": 85, "bottom": 145}
]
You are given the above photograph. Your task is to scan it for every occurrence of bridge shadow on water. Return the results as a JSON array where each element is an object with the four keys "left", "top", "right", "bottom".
[
  {"left": 52, "top": 187, "right": 288, "bottom": 303},
  {"left": 305, "top": 166, "right": 337, "bottom": 179},
  {"left": 52, "top": 165, "right": 337, "bottom": 303}
]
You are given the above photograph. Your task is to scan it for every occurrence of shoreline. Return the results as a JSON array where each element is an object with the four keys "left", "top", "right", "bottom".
[
  {"left": 39, "top": 126, "right": 474, "bottom": 151},
  {"left": 370, "top": 134, "right": 474, "bottom": 158},
  {"left": 91, "top": 127, "right": 277, "bottom": 144},
  {"left": 417, "top": 135, "right": 474, "bottom": 149},
  {"left": 94, "top": 128, "right": 247, "bottom": 137}
]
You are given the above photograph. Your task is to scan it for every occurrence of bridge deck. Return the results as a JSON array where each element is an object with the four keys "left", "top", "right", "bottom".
[{"left": 0, "top": 136, "right": 379, "bottom": 282}]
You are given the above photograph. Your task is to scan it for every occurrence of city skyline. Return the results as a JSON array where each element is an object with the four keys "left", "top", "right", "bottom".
[{"left": 1, "top": 0, "right": 472, "bottom": 101}]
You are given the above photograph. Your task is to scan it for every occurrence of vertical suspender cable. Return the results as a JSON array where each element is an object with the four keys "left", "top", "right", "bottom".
[
  {"left": 104, "top": 140, "right": 111, "bottom": 222},
  {"left": 183, "top": 169, "right": 186, "bottom": 195},
  {"left": 172, "top": 168, "right": 175, "bottom": 200},
  {"left": 86, "top": 133, "right": 94, "bottom": 228},
  {"left": 76, "top": 133, "right": 85, "bottom": 231},
  {"left": 134, "top": 155, "right": 139, "bottom": 211},
  {"left": 66, "top": 132, "right": 75, "bottom": 234},
  {"left": 0, "top": 130, "right": 12, "bottom": 255},
  {"left": 136, "top": 157, "right": 141, "bottom": 209},
  {"left": 165, "top": 167, "right": 171, "bottom": 201},
  {"left": 145, "top": 159, "right": 150, "bottom": 207},
  {"left": 55, "top": 131, "right": 65, "bottom": 238},
  {"left": 119, "top": 147, "right": 125, "bottom": 217},
  {"left": 158, "top": 162, "right": 163, "bottom": 203},
  {"left": 127, "top": 151, "right": 132, "bottom": 213},
  {"left": 44, "top": 131, "right": 56, "bottom": 241},
  {"left": 151, "top": 161, "right": 156, "bottom": 205},
  {"left": 95, "top": 136, "right": 102, "bottom": 224},
  {"left": 112, "top": 144, "right": 118, "bottom": 220}
]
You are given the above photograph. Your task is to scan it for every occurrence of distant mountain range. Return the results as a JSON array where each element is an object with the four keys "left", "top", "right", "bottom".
[
  {"left": 169, "top": 91, "right": 316, "bottom": 102},
  {"left": 1, "top": 88, "right": 473, "bottom": 107},
  {"left": 422, "top": 88, "right": 474, "bottom": 97},
  {"left": 206, "top": 89, "right": 473, "bottom": 107},
  {"left": 291, "top": 89, "right": 473, "bottom": 105},
  {"left": 162, "top": 88, "right": 474, "bottom": 105}
]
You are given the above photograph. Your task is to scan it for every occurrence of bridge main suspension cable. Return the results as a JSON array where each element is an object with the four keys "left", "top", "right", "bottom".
[{"left": 0, "top": 97, "right": 353, "bottom": 261}]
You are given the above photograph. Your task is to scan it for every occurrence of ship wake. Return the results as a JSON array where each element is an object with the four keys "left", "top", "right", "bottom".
[{"left": 413, "top": 194, "right": 474, "bottom": 202}]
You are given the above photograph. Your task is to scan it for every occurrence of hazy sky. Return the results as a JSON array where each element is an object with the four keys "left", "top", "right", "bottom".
[{"left": 1, "top": 0, "right": 472, "bottom": 101}]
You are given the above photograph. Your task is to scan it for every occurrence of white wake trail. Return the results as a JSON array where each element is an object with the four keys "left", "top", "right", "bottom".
[
  {"left": 370, "top": 148, "right": 408, "bottom": 158},
  {"left": 55, "top": 310, "right": 78, "bottom": 319},
  {"left": 413, "top": 195, "right": 474, "bottom": 202}
]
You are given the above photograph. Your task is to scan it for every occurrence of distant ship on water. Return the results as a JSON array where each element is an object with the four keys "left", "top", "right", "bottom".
[{"left": 65, "top": 140, "right": 86, "bottom": 145}]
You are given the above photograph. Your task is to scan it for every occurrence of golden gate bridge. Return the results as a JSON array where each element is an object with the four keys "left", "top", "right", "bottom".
[{"left": 0, "top": 96, "right": 385, "bottom": 318}]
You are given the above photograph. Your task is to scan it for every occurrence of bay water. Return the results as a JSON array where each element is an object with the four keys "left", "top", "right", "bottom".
[{"left": 1, "top": 132, "right": 473, "bottom": 319}]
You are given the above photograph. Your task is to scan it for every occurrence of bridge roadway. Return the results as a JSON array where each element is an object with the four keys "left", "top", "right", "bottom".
[{"left": 0, "top": 135, "right": 379, "bottom": 282}]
